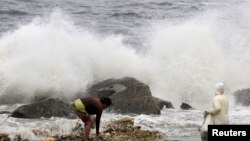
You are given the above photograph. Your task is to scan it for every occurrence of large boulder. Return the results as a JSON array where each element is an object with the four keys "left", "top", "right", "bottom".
[
  {"left": 87, "top": 77, "right": 161, "bottom": 115},
  {"left": 10, "top": 98, "right": 76, "bottom": 119},
  {"left": 234, "top": 88, "right": 250, "bottom": 106}
]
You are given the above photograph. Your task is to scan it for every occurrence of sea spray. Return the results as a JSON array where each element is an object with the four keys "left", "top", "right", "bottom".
[
  {"left": 0, "top": 10, "right": 150, "bottom": 104},
  {"left": 1, "top": 2, "right": 250, "bottom": 109}
]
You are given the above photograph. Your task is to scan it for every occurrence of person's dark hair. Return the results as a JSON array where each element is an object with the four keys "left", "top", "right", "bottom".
[{"left": 100, "top": 97, "right": 112, "bottom": 106}]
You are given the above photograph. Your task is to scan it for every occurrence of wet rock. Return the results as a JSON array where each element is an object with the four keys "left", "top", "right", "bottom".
[
  {"left": 10, "top": 98, "right": 76, "bottom": 119},
  {"left": 87, "top": 77, "right": 161, "bottom": 115},
  {"left": 153, "top": 97, "right": 174, "bottom": 109},
  {"left": 234, "top": 88, "right": 250, "bottom": 106},
  {"left": 180, "top": 102, "right": 193, "bottom": 110}
]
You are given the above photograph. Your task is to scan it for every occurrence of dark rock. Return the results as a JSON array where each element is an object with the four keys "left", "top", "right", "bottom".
[
  {"left": 153, "top": 97, "right": 174, "bottom": 109},
  {"left": 87, "top": 78, "right": 127, "bottom": 97},
  {"left": 180, "top": 102, "right": 193, "bottom": 110},
  {"left": 10, "top": 98, "right": 76, "bottom": 119},
  {"left": 234, "top": 88, "right": 250, "bottom": 106},
  {"left": 88, "top": 77, "right": 160, "bottom": 115}
]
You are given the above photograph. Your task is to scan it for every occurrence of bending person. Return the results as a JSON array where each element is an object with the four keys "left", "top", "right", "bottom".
[{"left": 72, "top": 96, "right": 112, "bottom": 141}]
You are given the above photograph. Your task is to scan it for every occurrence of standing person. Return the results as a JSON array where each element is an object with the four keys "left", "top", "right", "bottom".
[
  {"left": 200, "top": 82, "right": 229, "bottom": 141},
  {"left": 72, "top": 96, "right": 112, "bottom": 141}
]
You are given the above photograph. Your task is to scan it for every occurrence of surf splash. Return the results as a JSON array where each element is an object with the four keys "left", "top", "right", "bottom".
[
  {"left": 0, "top": 9, "right": 150, "bottom": 104},
  {"left": 1, "top": 4, "right": 250, "bottom": 109}
]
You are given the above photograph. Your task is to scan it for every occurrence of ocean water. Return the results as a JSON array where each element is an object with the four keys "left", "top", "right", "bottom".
[{"left": 1, "top": 0, "right": 250, "bottom": 140}]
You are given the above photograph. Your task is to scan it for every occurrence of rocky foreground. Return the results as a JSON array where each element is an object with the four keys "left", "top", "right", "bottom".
[{"left": 0, "top": 117, "right": 164, "bottom": 141}]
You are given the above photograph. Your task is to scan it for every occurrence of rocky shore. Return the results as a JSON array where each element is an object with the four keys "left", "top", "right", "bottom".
[{"left": 0, "top": 117, "right": 164, "bottom": 141}]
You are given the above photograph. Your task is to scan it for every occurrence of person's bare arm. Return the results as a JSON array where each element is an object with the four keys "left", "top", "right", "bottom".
[{"left": 95, "top": 110, "right": 102, "bottom": 134}]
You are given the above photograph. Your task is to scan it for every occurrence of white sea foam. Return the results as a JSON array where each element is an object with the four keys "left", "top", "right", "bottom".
[
  {"left": 1, "top": 105, "right": 250, "bottom": 140},
  {"left": 1, "top": 8, "right": 250, "bottom": 108},
  {"left": 1, "top": 1, "right": 250, "bottom": 140}
]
